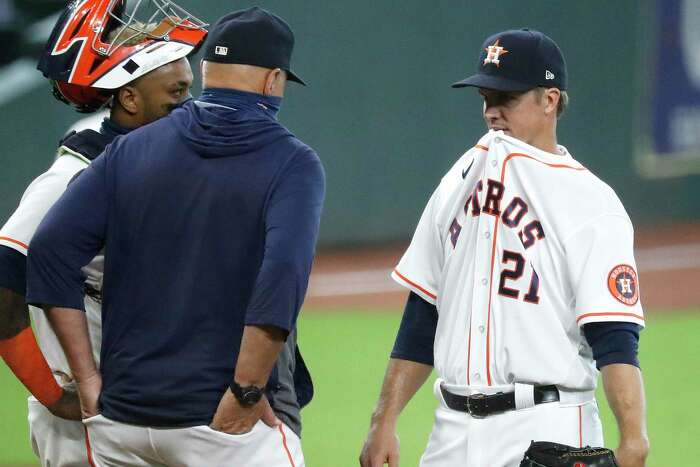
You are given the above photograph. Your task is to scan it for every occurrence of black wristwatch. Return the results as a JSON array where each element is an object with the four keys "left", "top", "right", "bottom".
[{"left": 229, "top": 381, "right": 264, "bottom": 407}]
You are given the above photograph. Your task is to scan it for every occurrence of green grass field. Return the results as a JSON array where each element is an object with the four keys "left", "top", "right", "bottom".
[{"left": 1, "top": 308, "right": 698, "bottom": 466}]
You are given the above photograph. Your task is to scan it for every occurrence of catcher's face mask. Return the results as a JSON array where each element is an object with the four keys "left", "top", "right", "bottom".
[{"left": 37, "top": 0, "right": 207, "bottom": 112}]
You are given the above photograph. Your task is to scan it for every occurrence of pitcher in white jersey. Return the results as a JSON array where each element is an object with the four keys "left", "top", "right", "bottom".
[
  {"left": 360, "top": 29, "right": 649, "bottom": 467},
  {"left": 0, "top": 2, "right": 205, "bottom": 465}
]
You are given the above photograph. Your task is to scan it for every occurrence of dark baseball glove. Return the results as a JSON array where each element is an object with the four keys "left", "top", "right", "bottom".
[{"left": 520, "top": 441, "right": 618, "bottom": 467}]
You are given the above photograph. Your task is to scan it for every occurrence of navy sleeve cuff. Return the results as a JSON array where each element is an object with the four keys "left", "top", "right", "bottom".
[
  {"left": 583, "top": 321, "right": 641, "bottom": 369},
  {"left": 244, "top": 317, "right": 292, "bottom": 334},
  {"left": 0, "top": 245, "right": 27, "bottom": 296},
  {"left": 390, "top": 292, "right": 437, "bottom": 366},
  {"left": 594, "top": 350, "right": 640, "bottom": 369}
]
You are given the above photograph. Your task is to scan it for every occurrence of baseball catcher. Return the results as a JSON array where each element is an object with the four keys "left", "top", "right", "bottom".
[{"left": 0, "top": 1, "right": 205, "bottom": 465}]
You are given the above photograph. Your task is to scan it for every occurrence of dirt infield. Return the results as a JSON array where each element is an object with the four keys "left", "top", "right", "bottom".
[{"left": 305, "top": 222, "right": 700, "bottom": 311}]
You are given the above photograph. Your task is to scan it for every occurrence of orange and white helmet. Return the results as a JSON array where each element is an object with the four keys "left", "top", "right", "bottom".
[{"left": 38, "top": 0, "right": 207, "bottom": 112}]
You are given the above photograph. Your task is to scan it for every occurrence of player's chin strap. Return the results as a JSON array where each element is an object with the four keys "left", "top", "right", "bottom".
[{"left": 514, "top": 383, "right": 537, "bottom": 410}]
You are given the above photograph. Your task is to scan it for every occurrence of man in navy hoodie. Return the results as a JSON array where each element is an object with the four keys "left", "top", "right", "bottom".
[{"left": 26, "top": 7, "right": 324, "bottom": 466}]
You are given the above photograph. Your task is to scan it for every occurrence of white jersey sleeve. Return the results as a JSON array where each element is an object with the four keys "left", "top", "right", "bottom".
[
  {"left": 391, "top": 188, "right": 443, "bottom": 304},
  {"left": 565, "top": 213, "right": 645, "bottom": 327},
  {"left": 0, "top": 154, "right": 87, "bottom": 255}
]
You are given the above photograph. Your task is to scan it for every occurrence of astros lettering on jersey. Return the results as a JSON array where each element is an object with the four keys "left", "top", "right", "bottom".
[{"left": 392, "top": 130, "right": 644, "bottom": 401}]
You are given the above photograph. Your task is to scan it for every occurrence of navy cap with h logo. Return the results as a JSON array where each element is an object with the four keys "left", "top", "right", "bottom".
[{"left": 452, "top": 28, "right": 567, "bottom": 91}]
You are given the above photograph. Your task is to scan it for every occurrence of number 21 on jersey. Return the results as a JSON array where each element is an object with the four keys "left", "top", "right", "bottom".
[{"left": 498, "top": 250, "right": 540, "bottom": 304}]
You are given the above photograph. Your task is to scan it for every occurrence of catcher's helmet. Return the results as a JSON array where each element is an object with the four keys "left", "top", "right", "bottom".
[{"left": 37, "top": 0, "right": 207, "bottom": 112}]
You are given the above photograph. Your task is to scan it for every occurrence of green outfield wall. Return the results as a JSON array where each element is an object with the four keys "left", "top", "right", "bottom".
[{"left": 1, "top": 0, "right": 697, "bottom": 246}]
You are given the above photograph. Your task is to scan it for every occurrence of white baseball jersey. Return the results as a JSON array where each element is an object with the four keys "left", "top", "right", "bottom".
[
  {"left": 1, "top": 144, "right": 103, "bottom": 466},
  {"left": 392, "top": 131, "right": 644, "bottom": 401},
  {"left": 1, "top": 147, "right": 103, "bottom": 379}
]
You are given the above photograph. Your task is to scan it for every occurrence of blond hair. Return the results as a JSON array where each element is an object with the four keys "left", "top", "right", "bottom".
[
  {"left": 557, "top": 91, "right": 569, "bottom": 118},
  {"left": 535, "top": 87, "right": 569, "bottom": 118}
]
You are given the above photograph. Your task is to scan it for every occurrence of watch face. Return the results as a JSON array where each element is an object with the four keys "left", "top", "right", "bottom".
[{"left": 241, "top": 387, "right": 263, "bottom": 406}]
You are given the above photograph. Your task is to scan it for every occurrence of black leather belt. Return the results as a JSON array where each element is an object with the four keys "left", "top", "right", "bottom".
[{"left": 440, "top": 384, "right": 559, "bottom": 417}]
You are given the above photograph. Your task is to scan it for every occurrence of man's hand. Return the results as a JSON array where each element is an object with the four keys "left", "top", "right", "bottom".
[
  {"left": 360, "top": 358, "right": 433, "bottom": 467},
  {"left": 359, "top": 358, "right": 432, "bottom": 467},
  {"left": 209, "top": 389, "right": 280, "bottom": 435},
  {"left": 614, "top": 437, "right": 649, "bottom": 467},
  {"left": 46, "top": 386, "right": 82, "bottom": 420},
  {"left": 76, "top": 372, "right": 102, "bottom": 419},
  {"left": 359, "top": 422, "right": 400, "bottom": 467}
]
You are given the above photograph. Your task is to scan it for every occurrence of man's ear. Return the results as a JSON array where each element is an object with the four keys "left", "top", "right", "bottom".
[
  {"left": 263, "top": 68, "right": 284, "bottom": 96},
  {"left": 544, "top": 88, "right": 560, "bottom": 117},
  {"left": 116, "top": 86, "right": 139, "bottom": 115}
]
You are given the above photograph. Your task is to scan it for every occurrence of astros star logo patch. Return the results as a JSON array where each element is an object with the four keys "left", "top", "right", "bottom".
[
  {"left": 483, "top": 39, "right": 509, "bottom": 67},
  {"left": 607, "top": 264, "right": 639, "bottom": 306}
]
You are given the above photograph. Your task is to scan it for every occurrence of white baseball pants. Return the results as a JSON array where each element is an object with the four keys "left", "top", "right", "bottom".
[
  {"left": 419, "top": 380, "right": 604, "bottom": 467},
  {"left": 28, "top": 396, "right": 90, "bottom": 467},
  {"left": 82, "top": 414, "right": 304, "bottom": 467}
]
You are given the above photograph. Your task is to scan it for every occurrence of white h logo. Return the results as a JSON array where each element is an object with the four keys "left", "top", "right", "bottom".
[
  {"left": 618, "top": 278, "right": 633, "bottom": 294},
  {"left": 483, "top": 39, "right": 509, "bottom": 67}
]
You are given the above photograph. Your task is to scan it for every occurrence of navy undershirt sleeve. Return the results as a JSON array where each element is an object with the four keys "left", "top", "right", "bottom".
[
  {"left": 391, "top": 292, "right": 438, "bottom": 366},
  {"left": 583, "top": 321, "right": 641, "bottom": 369},
  {"left": 0, "top": 246, "right": 27, "bottom": 296},
  {"left": 25, "top": 154, "right": 108, "bottom": 310},
  {"left": 244, "top": 149, "right": 326, "bottom": 332}
]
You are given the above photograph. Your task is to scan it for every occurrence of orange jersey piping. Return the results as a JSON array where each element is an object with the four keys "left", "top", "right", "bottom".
[
  {"left": 578, "top": 406, "right": 583, "bottom": 448},
  {"left": 576, "top": 312, "right": 645, "bottom": 324},
  {"left": 0, "top": 236, "right": 29, "bottom": 251},
  {"left": 393, "top": 269, "right": 437, "bottom": 300}
]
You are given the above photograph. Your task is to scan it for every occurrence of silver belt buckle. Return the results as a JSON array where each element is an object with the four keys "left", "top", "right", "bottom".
[{"left": 467, "top": 392, "right": 488, "bottom": 418}]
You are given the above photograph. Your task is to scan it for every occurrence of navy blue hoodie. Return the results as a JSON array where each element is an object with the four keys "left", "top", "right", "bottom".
[{"left": 26, "top": 89, "right": 325, "bottom": 428}]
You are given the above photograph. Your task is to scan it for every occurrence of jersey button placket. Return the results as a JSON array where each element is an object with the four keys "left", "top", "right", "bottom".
[
  {"left": 483, "top": 148, "right": 502, "bottom": 387},
  {"left": 469, "top": 156, "right": 497, "bottom": 388},
  {"left": 470, "top": 247, "right": 490, "bottom": 387}
]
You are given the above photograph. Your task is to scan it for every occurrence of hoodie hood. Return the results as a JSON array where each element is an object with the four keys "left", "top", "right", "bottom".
[{"left": 171, "top": 88, "right": 293, "bottom": 158}]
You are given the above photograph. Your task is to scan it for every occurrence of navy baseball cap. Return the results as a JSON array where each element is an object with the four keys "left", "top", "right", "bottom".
[
  {"left": 452, "top": 28, "right": 566, "bottom": 91},
  {"left": 202, "top": 7, "right": 306, "bottom": 85}
]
